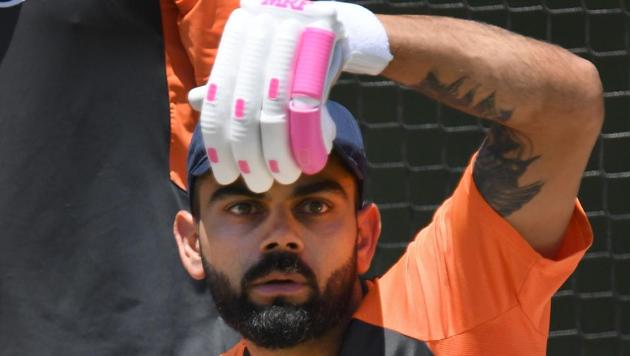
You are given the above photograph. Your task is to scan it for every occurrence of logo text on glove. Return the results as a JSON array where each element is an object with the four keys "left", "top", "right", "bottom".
[{"left": 261, "top": 0, "right": 310, "bottom": 11}]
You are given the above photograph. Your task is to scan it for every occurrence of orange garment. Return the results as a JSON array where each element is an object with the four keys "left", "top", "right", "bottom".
[
  {"left": 160, "top": 0, "right": 239, "bottom": 189},
  {"left": 223, "top": 156, "right": 593, "bottom": 356}
]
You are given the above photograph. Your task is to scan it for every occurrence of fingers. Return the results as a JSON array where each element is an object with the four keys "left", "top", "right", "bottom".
[
  {"left": 229, "top": 14, "right": 275, "bottom": 193},
  {"left": 260, "top": 19, "right": 303, "bottom": 185},
  {"left": 198, "top": 2, "right": 342, "bottom": 192},
  {"left": 289, "top": 25, "right": 336, "bottom": 174},
  {"left": 200, "top": 9, "right": 251, "bottom": 185}
]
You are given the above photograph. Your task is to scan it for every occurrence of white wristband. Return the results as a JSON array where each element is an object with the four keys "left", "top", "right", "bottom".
[{"left": 325, "top": 1, "right": 393, "bottom": 75}]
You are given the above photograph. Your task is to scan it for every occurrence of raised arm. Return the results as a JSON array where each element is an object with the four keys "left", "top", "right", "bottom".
[{"left": 377, "top": 15, "right": 603, "bottom": 257}]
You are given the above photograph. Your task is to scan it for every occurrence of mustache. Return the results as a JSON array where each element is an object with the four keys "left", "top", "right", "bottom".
[{"left": 242, "top": 252, "right": 317, "bottom": 289}]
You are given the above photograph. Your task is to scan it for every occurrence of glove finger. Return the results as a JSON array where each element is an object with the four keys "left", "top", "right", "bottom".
[
  {"left": 289, "top": 25, "right": 336, "bottom": 174},
  {"left": 260, "top": 19, "right": 302, "bottom": 185},
  {"left": 230, "top": 13, "right": 275, "bottom": 193},
  {"left": 200, "top": 9, "right": 251, "bottom": 185}
]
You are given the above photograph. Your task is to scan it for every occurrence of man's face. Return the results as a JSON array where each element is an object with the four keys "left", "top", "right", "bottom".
[{"left": 189, "top": 157, "right": 373, "bottom": 348}]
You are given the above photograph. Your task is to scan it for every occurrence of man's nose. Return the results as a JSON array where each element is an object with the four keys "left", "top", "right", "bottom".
[{"left": 259, "top": 216, "right": 304, "bottom": 253}]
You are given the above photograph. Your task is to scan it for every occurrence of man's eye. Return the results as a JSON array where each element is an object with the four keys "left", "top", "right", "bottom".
[
  {"left": 227, "top": 202, "right": 261, "bottom": 215},
  {"left": 297, "top": 200, "right": 331, "bottom": 215}
]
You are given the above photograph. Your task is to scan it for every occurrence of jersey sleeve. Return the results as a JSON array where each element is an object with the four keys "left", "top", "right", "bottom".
[
  {"left": 221, "top": 340, "right": 247, "bottom": 356},
  {"left": 353, "top": 154, "right": 592, "bottom": 355},
  {"left": 160, "top": 0, "right": 239, "bottom": 189}
]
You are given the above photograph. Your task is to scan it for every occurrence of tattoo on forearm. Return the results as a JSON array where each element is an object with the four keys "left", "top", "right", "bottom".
[
  {"left": 413, "top": 70, "right": 540, "bottom": 216},
  {"left": 412, "top": 71, "right": 513, "bottom": 122},
  {"left": 473, "top": 124, "right": 543, "bottom": 216}
]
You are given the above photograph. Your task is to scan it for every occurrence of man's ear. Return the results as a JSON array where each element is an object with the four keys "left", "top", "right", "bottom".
[
  {"left": 356, "top": 203, "right": 381, "bottom": 275},
  {"left": 173, "top": 210, "right": 205, "bottom": 280}
]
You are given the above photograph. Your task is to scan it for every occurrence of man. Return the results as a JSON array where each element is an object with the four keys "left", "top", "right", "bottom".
[{"left": 173, "top": 1, "right": 603, "bottom": 354}]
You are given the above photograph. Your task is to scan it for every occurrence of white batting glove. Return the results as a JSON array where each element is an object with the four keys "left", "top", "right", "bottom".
[{"left": 189, "top": 0, "right": 392, "bottom": 193}]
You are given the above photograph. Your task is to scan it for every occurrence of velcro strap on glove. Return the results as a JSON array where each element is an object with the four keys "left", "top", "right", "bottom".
[{"left": 325, "top": 1, "right": 393, "bottom": 75}]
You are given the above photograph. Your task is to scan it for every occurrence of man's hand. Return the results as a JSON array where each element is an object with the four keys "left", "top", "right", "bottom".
[{"left": 189, "top": 0, "right": 392, "bottom": 193}]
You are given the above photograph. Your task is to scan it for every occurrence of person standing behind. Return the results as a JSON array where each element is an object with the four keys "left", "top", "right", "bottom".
[{"left": 0, "top": 0, "right": 240, "bottom": 355}]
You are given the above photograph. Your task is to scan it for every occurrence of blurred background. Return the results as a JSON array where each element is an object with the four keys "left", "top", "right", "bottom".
[{"left": 330, "top": 0, "right": 630, "bottom": 354}]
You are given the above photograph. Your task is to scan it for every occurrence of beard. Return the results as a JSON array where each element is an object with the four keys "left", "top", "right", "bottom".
[{"left": 202, "top": 250, "right": 357, "bottom": 349}]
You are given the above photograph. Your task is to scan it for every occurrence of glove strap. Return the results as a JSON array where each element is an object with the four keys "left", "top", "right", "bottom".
[{"left": 328, "top": 1, "right": 393, "bottom": 75}]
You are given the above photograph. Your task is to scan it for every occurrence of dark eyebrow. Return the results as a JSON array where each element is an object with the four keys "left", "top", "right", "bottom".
[
  {"left": 292, "top": 179, "right": 348, "bottom": 199},
  {"left": 208, "top": 179, "right": 348, "bottom": 205},
  {"left": 209, "top": 184, "right": 265, "bottom": 203}
]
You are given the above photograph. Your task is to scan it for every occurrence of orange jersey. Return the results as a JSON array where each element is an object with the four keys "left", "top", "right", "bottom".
[
  {"left": 223, "top": 156, "right": 592, "bottom": 355},
  {"left": 160, "top": 0, "right": 239, "bottom": 190}
]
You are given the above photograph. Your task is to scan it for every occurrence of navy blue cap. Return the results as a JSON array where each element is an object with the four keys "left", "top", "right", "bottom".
[{"left": 187, "top": 101, "right": 367, "bottom": 211}]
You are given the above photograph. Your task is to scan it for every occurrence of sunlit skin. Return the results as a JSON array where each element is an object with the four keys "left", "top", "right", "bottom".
[{"left": 173, "top": 157, "right": 382, "bottom": 356}]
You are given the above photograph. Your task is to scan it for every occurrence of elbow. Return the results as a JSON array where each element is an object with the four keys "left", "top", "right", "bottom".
[
  {"left": 541, "top": 58, "right": 604, "bottom": 135},
  {"left": 568, "top": 59, "right": 605, "bottom": 133},
  {"left": 578, "top": 59, "right": 605, "bottom": 124}
]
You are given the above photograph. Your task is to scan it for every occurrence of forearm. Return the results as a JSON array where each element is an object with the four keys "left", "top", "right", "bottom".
[
  {"left": 377, "top": 15, "right": 602, "bottom": 130},
  {"left": 375, "top": 14, "right": 603, "bottom": 257}
]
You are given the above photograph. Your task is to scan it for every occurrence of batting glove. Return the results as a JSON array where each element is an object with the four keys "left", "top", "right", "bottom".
[{"left": 188, "top": 0, "right": 392, "bottom": 193}]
